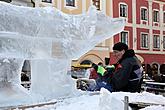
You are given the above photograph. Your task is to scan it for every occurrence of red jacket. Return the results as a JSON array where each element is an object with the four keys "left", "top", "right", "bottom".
[{"left": 89, "top": 68, "right": 98, "bottom": 79}]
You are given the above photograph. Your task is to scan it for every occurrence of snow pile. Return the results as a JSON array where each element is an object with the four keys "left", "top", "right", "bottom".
[
  {"left": 140, "top": 105, "right": 165, "bottom": 110},
  {"left": 25, "top": 89, "right": 165, "bottom": 110},
  {"left": 0, "top": 83, "right": 32, "bottom": 107},
  {"left": 106, "top": 91, "right": 165, "bottom": 105}
]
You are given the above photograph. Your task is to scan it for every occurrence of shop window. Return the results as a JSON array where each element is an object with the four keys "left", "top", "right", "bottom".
[
  {"left": 163, "top": 36, "right": 165, "bottom": 49},
  {"left": 141, "top": 8, "right": 148, "bottom": 21},
  {"left": 120, "top": 31, "right": 128, "bottom": 45},
  {"left": 153, "top": 10, "right": 159, "bottom": 22},
  {"left": 120, "top": 3, "right": 127, "bottom": 17},
  {"left": 92, "top": 0, "right": 100, "bottom": 10},
  {"left": 153, "top": 35, "right": 160, "bottom": 49},
  {"left": 160, "top": 64, "right": 165, "bottom": 75},
  {"left": 141, "top": 33, "right": 148, "bottom": 48},
  {"left": 66, "top": 0, "right": 75, "bottom": 7}
]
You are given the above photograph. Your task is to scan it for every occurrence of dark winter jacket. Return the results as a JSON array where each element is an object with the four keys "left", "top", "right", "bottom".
[{"left": 111, "top": 49, "right": 143, "bottom": 92}]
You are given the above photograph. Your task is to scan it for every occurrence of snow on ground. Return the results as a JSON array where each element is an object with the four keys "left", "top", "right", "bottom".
[
  {"left": 23, "top": 89, "right": 165, "bottom": 110},
  {"left": 141, "top": 105, "right": 165, "bottom": 110}
]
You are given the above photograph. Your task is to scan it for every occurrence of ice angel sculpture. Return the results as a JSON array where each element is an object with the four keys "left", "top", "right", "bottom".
[{"left": 0, "top": 1, "right": 125, "bottom": 106}]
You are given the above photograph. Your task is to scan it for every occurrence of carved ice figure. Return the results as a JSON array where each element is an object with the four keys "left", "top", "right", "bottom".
[{"left": 0, "top": 1, "right": 125, "bottom": 106}]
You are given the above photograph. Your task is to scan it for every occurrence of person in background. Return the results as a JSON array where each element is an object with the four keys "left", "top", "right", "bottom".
[
  {"left": 21, "top": 72, "right": 30, "bottom": 81},
  {"left": 111, "top": 42, "right": 143, "bottom": 92},
  {"left": 89, "top": 62, "right": 105, "bottom": 79},
  {"left": 96, "top": 62, "right": 106, "bottom": 77},
  {"left": 104, "top": 65, "right": 115, "bottom": 80},
  {"left": 98, "top": 62, "right": 103, "bottom": 66},
  {"left": 88, "top": 62, "right": 114, "bottom": 91},
  {"left": 89, "top": 63, "right": 99, "bottom": 79}
]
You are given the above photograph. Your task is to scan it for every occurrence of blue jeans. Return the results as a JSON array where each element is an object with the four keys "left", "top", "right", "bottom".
[{"left": 88, "top": 80, "right": 113, "bottom": 92}]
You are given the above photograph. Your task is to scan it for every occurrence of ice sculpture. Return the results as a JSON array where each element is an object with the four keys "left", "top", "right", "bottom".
[{"left": 0, "top": 1, "right": 125, "bottom": 106}]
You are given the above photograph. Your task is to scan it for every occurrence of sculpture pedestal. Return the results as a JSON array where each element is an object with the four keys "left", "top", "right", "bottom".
[{"left": 30, "top": 59, "right": 77, "bottom": 100}]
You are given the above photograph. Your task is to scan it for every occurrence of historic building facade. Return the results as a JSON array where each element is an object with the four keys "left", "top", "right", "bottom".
[
  {"left": 35, "top": 0, "right": 165, "bottom": 74},
  {"left": 110, "top": 0, "right": 165, "bottom": 74}
]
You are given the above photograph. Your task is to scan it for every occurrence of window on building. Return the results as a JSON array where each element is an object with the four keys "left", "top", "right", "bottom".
[
  {"left": 92, "top": 0, "right": 100, "bottom": 10},
  {"left": 153, "top": 35, "right": 160, "bottom": 49},
  {"left": 120, "top": 4, "right": 127, "bottom": 17},
  {"left": 163, "top": 36, "right": 165, "bottom": 49},
  {"left": 153, "top": 10, "right": 159, "bottom": 22},
  {"left": 163, "top": 12, "right": 165, "bottom": 23},
  {"left": 121, "top": 31, "right": 128, "bottom": 45},
  {"left": 141, "top": 34, "right": 148, "bottom": 48},
  {"left": 141, "top": 8, "right": 148, "bottom": 21},
  {"left": 66, "top": 0, "right": 75, "bottom": 7},
  {"left": 42, "top": 0, "right": 52, "bottom": 3}
]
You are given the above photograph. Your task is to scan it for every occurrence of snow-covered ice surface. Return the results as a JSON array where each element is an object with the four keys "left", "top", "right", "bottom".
[
  {"left": 24, "top": 89, "right": 165, "bottom": 110},
  {"left": 0, "top": 1, "right": 126, "bottom": 107},
  {"left": 0, "top": 2, "right": 125, "bottom": 59}
]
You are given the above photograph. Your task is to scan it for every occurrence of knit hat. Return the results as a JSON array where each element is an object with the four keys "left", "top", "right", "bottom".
[{"left": 113, "top": 42, "right": 128, "bottom": 51}]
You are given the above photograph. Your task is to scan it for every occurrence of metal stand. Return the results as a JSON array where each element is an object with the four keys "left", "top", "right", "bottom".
[{"left": 124, "top": 96, "right": 129, "bottom": 110}]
